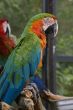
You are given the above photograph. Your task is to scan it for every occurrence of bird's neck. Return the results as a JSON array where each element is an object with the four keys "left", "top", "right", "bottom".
[
  {"left": 30, "top": 20, "right": 46, "bottom": 49},
  {"left": 0, "top": 35, "right": 15, "bottom": 57}
]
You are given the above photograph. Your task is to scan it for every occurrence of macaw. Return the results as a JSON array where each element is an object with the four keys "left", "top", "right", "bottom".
[
  {"left": 0, "top": 19, "right": 16, "bottom": 73},
  {"left": 0, "top": 13, "right": 58, "bottom": 104}
]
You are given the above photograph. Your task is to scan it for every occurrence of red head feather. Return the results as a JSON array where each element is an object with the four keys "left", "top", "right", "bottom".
[
  {"left": 31, "top": 20, "right": 46, "bottom": 49},
  {"left": 0, "top": 19, "right": 8, "bottom": 36}
]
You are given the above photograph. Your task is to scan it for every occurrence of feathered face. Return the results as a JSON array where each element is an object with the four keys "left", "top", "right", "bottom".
[
  {"left": 30, "top": 13, "right": 58, "bottom": 49},
  {"left": 0, "top": 19, "right": 11, "bottom": 37},
  {"left": 0, "top": 19, "right": 16, "bottom": 57},
  {"left": 42, "top": 16, "right": 58, "bottom": 37}
]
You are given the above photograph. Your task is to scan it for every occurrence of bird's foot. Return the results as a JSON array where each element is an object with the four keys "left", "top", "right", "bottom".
[{"left": 0, "top": 101, "right": 16, "bottom": 110}]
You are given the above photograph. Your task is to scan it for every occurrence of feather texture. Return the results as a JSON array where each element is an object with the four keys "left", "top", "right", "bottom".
[
  {"left": 0, "top": 13, "right": 55, "bottom": 104},
  {"left": 0, "top": 33, "right": 41, "bottom": 104}
]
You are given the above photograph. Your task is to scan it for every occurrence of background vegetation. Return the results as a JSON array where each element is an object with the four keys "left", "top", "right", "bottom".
[
  {"left": 0, "top": 0, "right": 41, "bottom": 36},
  {"left": 0, "top": 0, "right": 73, "bottom": 96},
  {"left": 56, "top": 0, "right": 73, "bottom": 96}
]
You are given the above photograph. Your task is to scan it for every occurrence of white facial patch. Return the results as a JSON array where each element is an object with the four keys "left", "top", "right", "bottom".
[
  {"left": 2, "top": 21, "right": 11, "bottom": 35},
  {"left": 7, "top": 23, "right": 11, "bottom": 35},
  {"left": 43, "top": 17, "right": 56, "bottom": 31}
]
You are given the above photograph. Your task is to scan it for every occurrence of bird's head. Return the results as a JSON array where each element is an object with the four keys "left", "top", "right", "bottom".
[
  {"left": 0, "top": 19, "right": 16, "bottom": 57},
  {"left": 0, "top": 19, "right": 11, "bottom": 37},
  {"left": 28, "top": 13, "right": 58, "bottom": 49}
]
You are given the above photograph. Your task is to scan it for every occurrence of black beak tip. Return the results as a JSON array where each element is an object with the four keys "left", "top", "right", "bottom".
[{"left": 45, "top": 24, "right": 54, "bottom": 36}]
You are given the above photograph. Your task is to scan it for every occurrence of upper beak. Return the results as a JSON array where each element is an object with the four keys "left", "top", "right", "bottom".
[
  {"left": 43, "top": 18, "right": 58, "bottom": 37},
  {"left": 43, "top": 18, "right": 56, "bottom": 31}
]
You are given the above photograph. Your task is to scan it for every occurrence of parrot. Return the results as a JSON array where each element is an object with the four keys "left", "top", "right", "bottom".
[
  {"left": 0, "top": 19, "right": 16, "bottom": 73},
  {"left": 0, "top": 13, "right": 58, "bottom": 104}
]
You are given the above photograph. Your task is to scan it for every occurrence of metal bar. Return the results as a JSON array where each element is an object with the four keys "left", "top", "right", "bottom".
[
  {"left": 42, "top": 0, "right": 49, "bottom": 12},
  {"left": 42, "top": 0, "right": 55, "bottom": 13},
  {"left": 42, "top": 0, "right": 56, "bottom": 92},
  {"left": 48, "top": 34, "right": 56, "bottom": 93},
  {"left": 42, "top": 0, "right": 56, "bottom": 14},
  {"left": 56, "top": 56, "right": 73, "bottom": 62},
  {"left": 42, "top": 0, "right": 57, "bottom": 110}
]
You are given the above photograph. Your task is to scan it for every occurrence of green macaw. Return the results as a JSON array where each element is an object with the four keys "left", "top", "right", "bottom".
[{"left": 0, "top": 13, "right": 58, "bottom": 104}]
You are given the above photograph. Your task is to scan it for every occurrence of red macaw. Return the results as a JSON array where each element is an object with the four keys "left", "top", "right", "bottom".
[{"left": 0, "top": 19, "right": 16, "bottom": 73}]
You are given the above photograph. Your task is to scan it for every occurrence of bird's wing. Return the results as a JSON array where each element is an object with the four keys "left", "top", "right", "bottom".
[{"left": 0, "top": 33, "right": 41, "bottom": 104}]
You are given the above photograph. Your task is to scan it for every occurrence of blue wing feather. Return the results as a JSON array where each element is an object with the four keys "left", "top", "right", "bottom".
[{"left": 0, "top": 48, "right": 41, "bottom": 104}]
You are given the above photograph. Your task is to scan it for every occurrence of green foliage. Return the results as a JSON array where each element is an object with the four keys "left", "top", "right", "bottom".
[
  {"left": 0, "top": 0, "right": 41, "bottom": 36},
  {"left": 57, "top": 63, "right": 73, "bottom": 96},
  {"left": 55, "top": 0, "right": 73, "bottom": 96},
  {"left": 56, "top": 0, "right": 73, "bottom": 55},
  {"left": 0, "top": 0, "right": 73, "bottom": 96}
]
